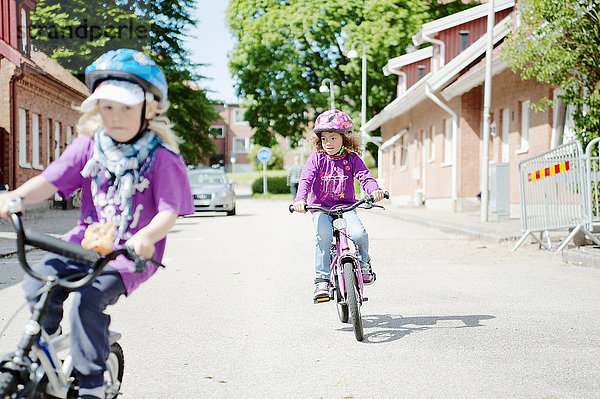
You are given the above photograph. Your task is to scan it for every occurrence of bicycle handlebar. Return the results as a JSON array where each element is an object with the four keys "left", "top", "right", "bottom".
[
  {"left": 288, "top": 191, "right": 389, "bottom": 214},
  {"left": 7, "top": 198, "right": 155, "bottom": 291}
]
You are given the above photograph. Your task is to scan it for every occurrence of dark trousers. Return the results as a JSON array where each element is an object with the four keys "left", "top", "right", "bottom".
[{"left": 22, "top": 255, "right": 126, "bottom": 389}]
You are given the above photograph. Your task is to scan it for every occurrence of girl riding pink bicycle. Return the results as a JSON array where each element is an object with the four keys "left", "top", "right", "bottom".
[{"left": 292, "top": 109, "right": 385, "bottom": 301}]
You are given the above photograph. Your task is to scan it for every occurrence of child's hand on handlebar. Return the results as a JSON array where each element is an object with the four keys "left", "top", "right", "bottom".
[
  {"left": 125, "top": 232, "right": 156, "bottom": 260},
  {"left": 293, "top": 200, "right": 307, "bottom": 213},
  {"left": 0, "top": 193, "right": 22, "bottom": 219},
  {"left": 371, "top": 190, "right": 385, "bottom": 202}
]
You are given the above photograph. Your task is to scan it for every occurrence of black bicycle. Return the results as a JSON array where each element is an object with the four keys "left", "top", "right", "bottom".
[{"left": 0, "top": 198, "right": 154, "bottom": 398}]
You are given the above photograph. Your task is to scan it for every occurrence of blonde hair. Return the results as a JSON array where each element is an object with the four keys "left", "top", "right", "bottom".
[
  {"left": 75, "top": 97, "right": 180, "bottom": 151},
  {"left": 308, "top": 130, "right": 364, "bottom": 157}
]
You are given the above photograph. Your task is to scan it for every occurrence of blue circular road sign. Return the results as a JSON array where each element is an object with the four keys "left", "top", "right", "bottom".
[{"left": 257, "top": 147, "right": 272, "bottom": 162}]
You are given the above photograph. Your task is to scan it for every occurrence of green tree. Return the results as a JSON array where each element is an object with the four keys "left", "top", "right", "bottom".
[
  {"left": 502, "top": 0, "right": 600, "bottom": 146},
  {"left": 226, "top": 0, "right": 478, "bottom": 149},
  {"left": 30, "top": 0, "right": 219, "bottom": 165}
]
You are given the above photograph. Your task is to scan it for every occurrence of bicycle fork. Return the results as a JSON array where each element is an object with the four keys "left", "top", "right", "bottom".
[{"left": 331, "top": 226, "right": 365, "bottom": 304}]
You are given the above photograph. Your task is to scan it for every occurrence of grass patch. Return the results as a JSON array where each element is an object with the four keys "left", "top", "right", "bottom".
[
  {"left": 252, "top": 193, "right": 294, "bottom": 200},
  {"left": 227, "top": 169, "right": 287, "bottom": 183}
]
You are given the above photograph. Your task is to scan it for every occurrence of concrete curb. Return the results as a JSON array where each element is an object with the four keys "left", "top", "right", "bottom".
[{"left": 562, "top": 246, "right": 600, "bottom": 269}]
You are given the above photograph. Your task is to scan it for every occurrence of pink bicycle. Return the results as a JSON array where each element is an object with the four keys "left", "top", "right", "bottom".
[{"left": 290, "top": 192, "right": 388, "bottom": 341}]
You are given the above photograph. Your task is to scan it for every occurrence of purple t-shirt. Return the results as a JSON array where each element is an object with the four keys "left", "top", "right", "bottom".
[
  {"left": 41, "top": 135, "right": 194, "bottom": 295},
  {"left": 294, "top": 151, "right": 380, "bottom": 208}
]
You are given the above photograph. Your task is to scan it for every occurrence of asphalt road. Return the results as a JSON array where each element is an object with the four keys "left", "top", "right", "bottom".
[{"left": 1, "top": 198, "right": 600, "bottom": 398}]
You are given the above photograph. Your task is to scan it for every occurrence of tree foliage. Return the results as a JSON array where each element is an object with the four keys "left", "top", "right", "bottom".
[
  {"left": 226, "top": 0, "right": 478, "bottom": 148},
  {"left": 30, "top": 0, "right": 219, "bottom": 165},
  {"left": 502, "top": 0, "right": 600, "bottom": 146}
]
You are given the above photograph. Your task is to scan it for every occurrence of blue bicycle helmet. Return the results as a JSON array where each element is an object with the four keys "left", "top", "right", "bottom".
[{"left": 85, "top": 49, "right": 168, "bottom": 103}]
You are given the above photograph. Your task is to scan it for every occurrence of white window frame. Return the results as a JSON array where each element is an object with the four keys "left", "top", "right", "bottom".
[
  {"left": 209, "top": 125, "right": 225, "bottom": 138},
  {"left": 18, "top": 109, "right": 31, "bottom": 168},
  {"left": 31, "top": 113, "right": 43, "bottom": 170},
  {"left": 428, "top": 125, "right": 435, "bottom": 162},
  {"left": 232, "top": 137, "right": 250, "bottom": 154},
  {"left": 66, "top": 126, "right": 74, "bottom": 145},
  {"left": 53, "top": 121, "right": 61, "bottom": 161},
  {"left": 442, "top": 118, "right": 453, "bottom": 166},
  {"left": 399, "top": 135, "right": 408, "bottom": 169},
  {"left": 46, "top": 120, "right": 51, "bottom": 164},
  {"left": 516, "top": 100, "right": 530, "bottom": 154},
  {"left": 20, "top": 9, "right": 27, "bottom": 53},
  {"left": 233, "top": 108, "right": 248, "bottom": 125}
]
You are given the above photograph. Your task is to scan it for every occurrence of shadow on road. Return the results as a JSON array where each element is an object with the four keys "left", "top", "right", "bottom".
[{"left": 337, "top": 314, "right": 496, "bottom": 344}]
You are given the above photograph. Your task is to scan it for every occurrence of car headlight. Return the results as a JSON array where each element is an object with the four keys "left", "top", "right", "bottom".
[{"left": 214, "top": 191, "right": 228, "bottom": 199}]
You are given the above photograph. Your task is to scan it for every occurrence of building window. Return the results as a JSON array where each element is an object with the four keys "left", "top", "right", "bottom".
[
  {"left": 233, "top": 137, "right": 250, "bottom": 154},
  {"left": 392, "top": 147, "right": 397, "bottom": 168},
  {"left": 459, "top": 30, "right": 470, "bottom": 52},
  {"left": 444, "top": 118, "right": 453, "bottom": 164},
  {"left": 32, "top": 113, "right": 43, "bottom": 170},
  {"left": 53, "top": 121, "right": 61, "bottom": 161},
  {"left": 400, "top": 135, "right": 408, "bottom": 168},
  {"left": 209, "top": 125, "right": 225, "bottom": 138},
  {"left": 428, "top": 125, "right": 435, "bottom": 162},
  {"left": 19, "top": 8, "right": 29, "bottom": 55},
  {"left": 18, "top": 109, "right": 30, "bottom": 168},
  {"left": 66, "top": 126, "right": 74, "bottom": 145},
  {"left": 518, "top": 100, "right": 530, "bottom": 153},
  {"left": 233, "top": 108, "right": 248, "bottom": 124},
  {"left": 46, "top": 119, "right": 52, "bottom": 164},
  {"left": 417, "top": 65, "right": 425, "bottom": 80}
]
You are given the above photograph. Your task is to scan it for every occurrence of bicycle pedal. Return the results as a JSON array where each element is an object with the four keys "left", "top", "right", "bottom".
[{"left": 314, "top": 297, "right": 331, "bottom": 304}]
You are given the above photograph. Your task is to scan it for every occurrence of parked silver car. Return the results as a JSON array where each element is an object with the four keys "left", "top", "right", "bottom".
[{"left": 188, "top": 168, "right": 236, "bottom": 215}]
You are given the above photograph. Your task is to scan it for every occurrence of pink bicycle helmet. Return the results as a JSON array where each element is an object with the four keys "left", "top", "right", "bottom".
[{"left": 313, "top": 109, "right": 354, "bottom": 134}]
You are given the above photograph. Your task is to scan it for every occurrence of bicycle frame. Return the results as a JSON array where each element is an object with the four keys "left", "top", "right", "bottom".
[{"left": 328, "top": 214, "right": 364, "bottom": 304}]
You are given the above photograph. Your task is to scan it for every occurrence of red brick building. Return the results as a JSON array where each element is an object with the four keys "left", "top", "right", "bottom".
[
  {"left": 208, "top": 103, "right": 255, "bottom": 172},
  {"left": 364, "top": 0, "right": 570, "bottom": 217},
  {"left": 0, "top": 0, "right": 88, "bottom": 189}
]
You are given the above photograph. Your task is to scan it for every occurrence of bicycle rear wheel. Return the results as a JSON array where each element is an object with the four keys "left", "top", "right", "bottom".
[{"left": 343, "top": 262, "right": 364, "bottom": 341}]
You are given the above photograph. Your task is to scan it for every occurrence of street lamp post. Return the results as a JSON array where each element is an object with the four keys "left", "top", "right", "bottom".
[
  {"left": 348, "top": 41, "right": 367, "bottom": 128},
  {"left": 319, "top": 78, "right": 335, "bottom": 109}
]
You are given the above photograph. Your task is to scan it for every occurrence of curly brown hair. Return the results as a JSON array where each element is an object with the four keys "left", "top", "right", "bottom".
[{"left": 307, "top": 131, "right": 364, "bottom": 156}]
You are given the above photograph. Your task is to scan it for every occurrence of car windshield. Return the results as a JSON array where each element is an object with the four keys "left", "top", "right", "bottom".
[{"left": 189, "top": 172, "right": 227, "bottom": 186}]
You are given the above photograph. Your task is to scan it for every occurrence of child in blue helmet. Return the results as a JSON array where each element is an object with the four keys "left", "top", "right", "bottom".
[{"left": 0, "top": 49, "right": 193, "bottom": 399}]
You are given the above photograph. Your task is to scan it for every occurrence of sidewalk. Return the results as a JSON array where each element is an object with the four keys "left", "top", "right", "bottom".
[
  {"left": 384, "top": 204, "right": 600, "bottom": 269},
  {"left": 0, "top": 205, "right": 80, "bottom": 257}
]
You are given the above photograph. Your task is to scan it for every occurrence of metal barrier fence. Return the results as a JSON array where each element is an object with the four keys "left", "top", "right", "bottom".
[
  {"left": 586, "top": 137, "right": 600, "bottom": 228},
  {"left": 512, "top": 140, "right": 600, "bottom": 252}
]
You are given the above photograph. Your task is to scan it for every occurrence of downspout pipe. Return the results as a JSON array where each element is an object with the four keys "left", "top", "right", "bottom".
[
  {"left": 425, "top": 84, "right": 458, "bottom": 210},
  {"left": 396, "top": 71, "right": 407, "bottom": 97},
  {"left": 417, "top": 32, "right": 445, "bottom": 71},
  {"left": 10, "top": 63, "right": 27, "bottom": 190}
]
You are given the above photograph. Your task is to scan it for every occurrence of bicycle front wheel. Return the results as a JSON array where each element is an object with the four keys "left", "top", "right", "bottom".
[
  {"left": 0, "top": 372, "right": 17, "bottom": 398},
  {"left": 104, "top": 342, "right": 125, "bottom": 399},
  {"left": 343, "top": 262, "right": 364, "bottom": 341},
  {"left": 335, "top": 276, "right": 349, "bottom": 323}
]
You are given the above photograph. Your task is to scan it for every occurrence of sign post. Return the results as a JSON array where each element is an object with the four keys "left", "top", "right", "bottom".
[{"left": 256, "top": 147, "right": 272, "bottom": 195}]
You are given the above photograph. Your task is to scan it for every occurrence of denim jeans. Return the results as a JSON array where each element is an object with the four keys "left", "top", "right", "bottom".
[
  {"left": 22, "top": 254, "right": 126, "bottom": 389},
  {"left": 311, "top": 210, "right": 370, "bottom": 280}
]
